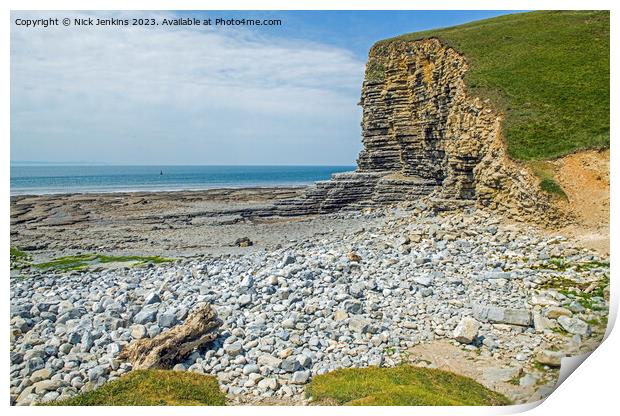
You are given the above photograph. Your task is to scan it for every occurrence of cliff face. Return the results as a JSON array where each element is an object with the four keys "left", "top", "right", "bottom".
[{"left": 277, "top": 38, "right": 557, "bottom": 221}]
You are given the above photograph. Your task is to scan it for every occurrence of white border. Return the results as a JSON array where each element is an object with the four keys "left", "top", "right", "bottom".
[{"left": 3, "top": 2, "right": 617, "bottom": 416}]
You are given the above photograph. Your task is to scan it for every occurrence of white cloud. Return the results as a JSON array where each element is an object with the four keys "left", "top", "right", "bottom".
[{"left": 11, "top": 11, "right": 365, "bottom": 164}]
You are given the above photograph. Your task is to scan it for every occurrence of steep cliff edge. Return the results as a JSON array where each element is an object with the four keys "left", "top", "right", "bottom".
[
  {"left": 276, "top": 11, "right": 608, "bottom": 224},
  {"left": 276, "top": 38, "right": 558, "bottom": 222}
]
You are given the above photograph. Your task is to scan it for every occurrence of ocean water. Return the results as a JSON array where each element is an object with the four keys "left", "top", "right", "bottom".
[{"left": 10, "top": 165, "right": 356, "bottom": 195}]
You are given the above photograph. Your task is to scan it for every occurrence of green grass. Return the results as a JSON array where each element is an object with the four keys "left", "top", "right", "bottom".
[
  {"left": 528, "top": 161, "right": 567, "bottom": 198},
  {"left": 10, "top": 246, "right": 29, "bottom": 259},
  {"left": 372, "top": 11, "right": 609, "bottom": 161},
  {"left": 537, "top": 264, "right": 609, "bottom": 310},
  {"left": 32, "top": 254, "right": 173, "bottom": 271},
  {"left": 534, "top": 257, "right": 610, "bottom": 273},
  {"left": 306, "top": 366, "right": 510, "bottom": 406},
  {"left": 539, "top": 179, "right": 567, "bottom": 198},
  {"left": 551, "top": 326, "right": 570, "bottom": 336},
  {"left": 46, "top": 370, "right": 226, "bottom": 406},
  {"left": 10, "top": 246, "right": 32, "bottom": 270}
]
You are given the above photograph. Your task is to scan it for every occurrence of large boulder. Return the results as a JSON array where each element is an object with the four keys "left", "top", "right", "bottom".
[
  {"left": 119, "top": 303, "right": 222, "bottom": 369},
  {"left": 452, "top": 317, "right": 480, "bottom": 344}
]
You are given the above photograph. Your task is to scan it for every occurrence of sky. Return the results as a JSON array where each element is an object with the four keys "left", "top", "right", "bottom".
[{"left": 11, "top": 10, "right": 518, "bottom": 165}]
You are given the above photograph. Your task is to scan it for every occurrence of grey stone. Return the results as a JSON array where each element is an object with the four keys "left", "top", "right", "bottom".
[
  {"left": 413, "top": 275, "right": 433, "bottom": 287},
  {"left": 158, "top": 312, "right": 178, "bottom": 328},
  {"left": 533, "top": 313, "right": 557, "bottom": 332},
  {"left": 144, "top": 292, "right": 161, "bottom": 305},
  {"left": 349, "top": 283, "right": 365, "bottom": 298},
  {"left": 88, "top": 365, "right": 107, "bottom": 382},
  {"left": 473, "top": 304, "right": 531, "bottom": 326},
  {"left": 343, "top": 299, "right": 363, "bottom": 314},
  {"left": 243, "top": 364, "right": 260, "bottom": 375},
  {"left": 67, "top": 331, "right": 81, "bottom": 345},
  {"left": 257, "top": 377, "right": 279, "bottom": 390},
  {"left": 281, "top": 357, "right": 299, "bottom": 373},
  {"left": 257, "top": 355, "right": 282, "bottom": 369},
  {"left": 133, "top": 308, "right": 158, "bottom": 325},
  {"left": 238, "top": 295, "right": 252, "bottom": 307},
  {"left": 240, "top": 275, "right": 254, "bottom": 289},
  {"left": 296, "top": 354, "right": 312, "bottom": 368},
  {"left": 224, "top": 341, "right": 243, "bottom": 357},
  {"left": 291, "top": 370, "right": 310, "bottom": 384},
  {"left": 130, "top": 325, "right": 147, "bottom": 339},
  {"left": 349, "top": 316, "right": 370, "bottom": 333},
  {"left": 557, "top": 316, "right": 590, "bottom": 336},
  {"left": 519, "top": 374, "right": 539, "bottom": 387}
]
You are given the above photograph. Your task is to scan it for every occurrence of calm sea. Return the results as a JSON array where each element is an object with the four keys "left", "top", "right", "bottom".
[{"left": 10, "top": 165, "right": 355, "bottom": 195}]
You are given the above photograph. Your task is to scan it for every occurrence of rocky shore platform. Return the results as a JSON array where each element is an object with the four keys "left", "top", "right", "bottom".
[
  {"left": 9, "top": 189, "right": 610, "bottom": 406},
  {"left": 10, "top": 187, "right": 345, "bottom": 263}
]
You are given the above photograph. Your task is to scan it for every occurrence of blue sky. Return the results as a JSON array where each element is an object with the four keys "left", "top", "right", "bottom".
[{"left": 11, "top": 10, "right": 518, "bottom": 165}]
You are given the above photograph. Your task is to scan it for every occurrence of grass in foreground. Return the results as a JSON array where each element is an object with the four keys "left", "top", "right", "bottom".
[
  {"left": 374, "top": 11, "right": 609, "bottom": 161},
  {"left": 306, "top": 366, "right": 510, "bottom": 406},
  {"left": 46, "top": 370, "right": 226, "bottom": 406},
  {"left": 32, "top": 253, "right": 173, "bottom": 271}
]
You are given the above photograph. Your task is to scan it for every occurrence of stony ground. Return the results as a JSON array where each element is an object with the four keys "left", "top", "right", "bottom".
[{"left": 9, "top": 201, "right": 610, "bottom": 406}]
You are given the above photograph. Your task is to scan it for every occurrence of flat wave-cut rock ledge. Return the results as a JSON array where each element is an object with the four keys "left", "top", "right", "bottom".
[{"left": 273, "top": 38, "right": 558, "bottom": 222}]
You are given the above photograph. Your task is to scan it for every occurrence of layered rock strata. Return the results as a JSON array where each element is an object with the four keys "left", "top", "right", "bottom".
[{"left": 274, "top": 38, "right": 556, "bottom": 221}]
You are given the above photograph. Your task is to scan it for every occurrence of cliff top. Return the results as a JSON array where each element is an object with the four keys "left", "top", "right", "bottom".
[{"left": 371, "top": 11, "right": 610, "bottom": 162}]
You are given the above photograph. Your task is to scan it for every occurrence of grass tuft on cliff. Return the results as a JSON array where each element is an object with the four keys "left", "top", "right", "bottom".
[
  {"left": 306, "top": 366, "right": 510, "bottom": 406},
  {"left": 374, "top": 11, "right": 609, "bottom": 161},
  {"left": 46, "top": 370, "right": 226, "bottom": 406}
]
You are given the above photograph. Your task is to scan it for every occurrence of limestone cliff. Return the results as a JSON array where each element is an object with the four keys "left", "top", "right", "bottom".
[{"left": 276, "top": 38, "right": 559, "bottom": 221}]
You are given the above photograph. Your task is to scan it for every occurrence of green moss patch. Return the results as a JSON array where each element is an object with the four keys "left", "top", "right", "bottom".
[
  {"left": 306, "top": 366, "right": 510, "bottom": 406},
  {"left": 32, "top": 254, "right": 173, "bottom": 271},
  {"left": 539, "top": 178, "right": 567, "bottom": 199},
  {"left": 46, "top": 370, "right": 226, "bottom": 406},
  {"left": 374, "top": 11, "right": 609, "bottom": 161},
  {"left": 10, "top": 246, "right": 32, "bottom": 270}
]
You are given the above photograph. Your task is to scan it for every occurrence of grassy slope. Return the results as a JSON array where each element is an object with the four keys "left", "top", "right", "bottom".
[
  {"left": 47, "top": 370, "right": 226, "bottom": 406},
  {"left": 306, "top": 366, "right": 510, "bottom": 406},
  {"left": 375, "top": 11, "right": 609, "bottom": 161}
]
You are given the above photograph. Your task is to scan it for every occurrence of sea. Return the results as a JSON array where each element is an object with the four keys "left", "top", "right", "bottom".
[{"left": 10, "top": 165, "right": 356, "bottom": 196}]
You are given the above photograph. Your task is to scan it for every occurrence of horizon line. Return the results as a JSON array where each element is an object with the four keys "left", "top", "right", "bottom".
[{"left": 11, "top": 162, "right": 358, "bottom": 167}]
